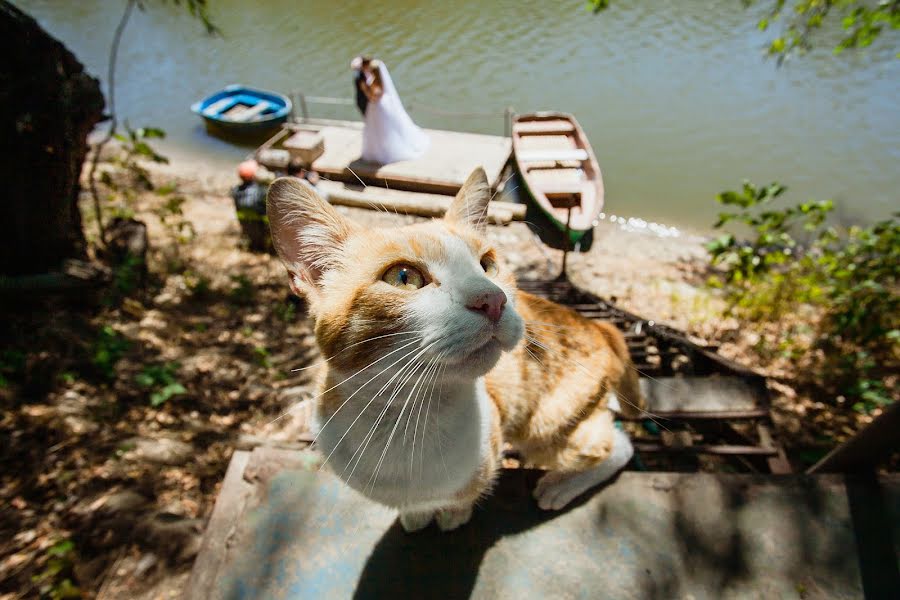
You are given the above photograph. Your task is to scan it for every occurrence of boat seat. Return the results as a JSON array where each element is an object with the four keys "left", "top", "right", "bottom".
[
  {"left": 517, "top": 149, "right": 589, "bottom": 163},
  {"left": 539, "top": 182, "right": 595, "bottom": 209},
  {"left": 537, "top": 182, "right": 588, "bottom": 196},
  {"left": 227, "top": 101, "right": 272, "bottom": 123},
  {"left": 202, "top": 97, "right": 236, "bottom": 117},
  {"left": 514, "top": 120, "right": 576, "bottom": 135}
]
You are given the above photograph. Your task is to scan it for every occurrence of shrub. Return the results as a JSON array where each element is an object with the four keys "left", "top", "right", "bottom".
[{"left": 706, "top": 181, "right": 898, "bottom": 413}]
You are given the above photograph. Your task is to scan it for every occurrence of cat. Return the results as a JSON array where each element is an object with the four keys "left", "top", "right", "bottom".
[{"left": 266, "top": 167, "right": 645, "bottom": 532}]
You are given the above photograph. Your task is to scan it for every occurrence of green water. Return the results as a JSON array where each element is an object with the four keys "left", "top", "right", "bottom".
[{"left": 17, "top": 0, "right": 900, "bottom": 231}]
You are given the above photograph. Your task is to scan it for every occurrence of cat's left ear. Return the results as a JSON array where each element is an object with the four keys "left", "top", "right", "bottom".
[
  {"left": 267, "top": 177, "right": 356, "bottom": 298},
  {"left": 445, "top": 167, "right": 491, "bottom": 231}
]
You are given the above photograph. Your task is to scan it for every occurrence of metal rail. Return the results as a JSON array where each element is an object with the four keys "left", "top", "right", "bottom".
[{"left": 289, "top": 91, "right": 515, "bottom": 137}]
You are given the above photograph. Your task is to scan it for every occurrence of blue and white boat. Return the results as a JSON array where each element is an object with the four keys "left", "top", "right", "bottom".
[{"left": 191, "top": 85, "right": 292, "bottom": 140}]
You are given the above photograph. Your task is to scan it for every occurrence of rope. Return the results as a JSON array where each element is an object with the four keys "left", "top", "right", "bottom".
[
  {"left": 303, "top": 96, "right": 355, "bottom": 106},
  {"left": 407, "top": 102, "right": 503, "bottom": 118},
  {"left": 294, "top": 92, "right": 508, "bottom": 119}
]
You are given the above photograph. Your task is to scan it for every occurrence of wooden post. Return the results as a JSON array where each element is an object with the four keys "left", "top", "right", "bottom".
[
  {"left": 557, "top": 205, "right": 572, "bottom": 281},
  {"left": 298, "top": 93, "right": 309, "bottom": 122},
  {"left": 807, "top": 400, "right": 900, "bottom": 473},
  {"left": 504, "top": 106, "right": 514, "bottom": 138}
]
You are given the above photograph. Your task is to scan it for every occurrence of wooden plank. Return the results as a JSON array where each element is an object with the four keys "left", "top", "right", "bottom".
[
  {"left": 190, "top": 451, "right": 871, "bottom": 600},
  {"left": 299, "top": 122, "right": 512, "bottom": 195},
  {"left": 228, "top": 100, "right": 271, "bottom": 123},
  {"left": 634, "top": 443, "right": 778, "bottom": 456},
  {"left": 808, "top": 400, "right": 900, "bottom": 474},
  {"left": 517, "top": 149, "right": 588, "bottom": 162},
  {"left": 513, "top": 120, "right": 575, "bottom": 135},
  {"left": 184, "top": 450, "right": 251, "bottom": 600},
  {"left": 315, "top": 180, "right": 525, "bottom": 225},
  {"left": 631, "top": 376, "right": 766, "bottom": 420}
]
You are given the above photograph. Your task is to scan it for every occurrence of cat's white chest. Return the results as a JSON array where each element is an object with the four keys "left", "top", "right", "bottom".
[{"left": 314, "top": 374, "right": 491, "bottom": 511}]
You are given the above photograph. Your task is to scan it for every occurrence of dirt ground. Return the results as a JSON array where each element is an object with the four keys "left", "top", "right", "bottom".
[{"left": 0, "top": 159, "right": 880, "bottom": 599}]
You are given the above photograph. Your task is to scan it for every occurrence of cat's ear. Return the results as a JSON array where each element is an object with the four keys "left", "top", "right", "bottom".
[
  {"left": 445, "top": 167, "right": 491, "bottom": 231},
  {"left": 267, "top": 177, "right": 356, "bottom": 297}
]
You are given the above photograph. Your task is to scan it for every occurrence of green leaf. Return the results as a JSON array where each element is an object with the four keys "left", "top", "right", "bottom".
[{"left": 48, "top": 540, "right": 74, "bottom": 557}]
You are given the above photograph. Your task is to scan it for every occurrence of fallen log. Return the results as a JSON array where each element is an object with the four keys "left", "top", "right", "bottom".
[{"left": 315, "top": 180, "right": 525, "bottom": 225}]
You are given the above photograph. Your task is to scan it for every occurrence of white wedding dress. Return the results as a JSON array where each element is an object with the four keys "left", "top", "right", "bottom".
[{"left": 361, "top": 63, "right": 430, "bottom": 165}]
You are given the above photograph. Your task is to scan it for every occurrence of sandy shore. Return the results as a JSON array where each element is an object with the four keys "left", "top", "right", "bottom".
[
  {"left": 7, "top": 153, "right": 860, "bottom": 599},
  {"left": 150, "top": 152, "right": 718, "bottom": 333}
]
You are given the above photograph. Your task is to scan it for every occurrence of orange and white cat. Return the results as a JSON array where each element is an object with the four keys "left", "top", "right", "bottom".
[{"left": 267, "top": 168, "right": 644, "bottom": 532}]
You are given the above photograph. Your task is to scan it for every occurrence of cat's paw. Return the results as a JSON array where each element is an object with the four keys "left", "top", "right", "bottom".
[
  {"left": 533, "top": 470, "right": 589, "bottom": 511},
  {"left": 435, "top": 505, "right": 473, "bottom": 531},
  {"left": 399, "top": 510, "right": 434, "bottom": 532}
]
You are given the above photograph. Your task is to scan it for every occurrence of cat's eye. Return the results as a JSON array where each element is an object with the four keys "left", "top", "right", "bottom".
[
  {"left": 480, "top": 255, "right": 498, "bottom": 276},
  {"left": 382, "top": 264, "right": 426, "bottom": 290}
]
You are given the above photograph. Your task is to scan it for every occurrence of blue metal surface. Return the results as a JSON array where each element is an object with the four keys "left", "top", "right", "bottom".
[
  {"left": 196, "top": 449, "right": 872, "bottom": 600},
  {"left": 190, "top": 84, "right": 291, "bottom": 139}
]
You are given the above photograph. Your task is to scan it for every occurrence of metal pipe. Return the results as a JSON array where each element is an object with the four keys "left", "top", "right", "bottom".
[{"left": 299, "top": 93, "right": 309, "bottom": 122}]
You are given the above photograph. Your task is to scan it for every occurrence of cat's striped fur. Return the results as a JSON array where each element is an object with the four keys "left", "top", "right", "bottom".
[{"left": 267, "top": 168, "right": 644, "bottom": 531}]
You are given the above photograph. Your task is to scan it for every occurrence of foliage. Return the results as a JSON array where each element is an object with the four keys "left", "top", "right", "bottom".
[
  {"left": 707, "top": 181, "right": 899, "bottom": 412},
  {"left": 110, "top": 252, "right": 145, "bottom": 300},
  {"left": 139, "top": 0, "right": 220, "bottom": 35},
  {"left": 31, "top": 539, "right": 80, "bottom": 599},
  {"left": 185, "top": 270, "right": 212, "bottom": 299},
  {"left": 752, "top": 0, "right": 900, "bottom": 60},
  {"left": 589, "top": 0, "right": 900, "bottom": 58},
  {"left": 253, "top": 346, "right": 272, "bottom": 369},
  {"left": 229, "top": 274, "right": 256, "bottom": 305},
  {"left": 135, "top": 361, "right": 186, "bottom": 406},
  {"left": 91, "top": 326, "right": 130, "bottom": 380},
  {"left": 0, "top": 349, "right": 26, "bottom": 388},
  {"left": 99, "top": 124, "right": 169, "bottom": 223},
  {"left": 275, "top": 300, "right": 297, "bottom": 323},
  {"left": 153, "top": 190, "right": 197, "bottom": 243}
]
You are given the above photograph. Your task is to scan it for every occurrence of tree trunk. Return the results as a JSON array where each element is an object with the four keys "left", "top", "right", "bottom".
[{"left": 0, "top": 1, "right": 105, "bottom": 275}]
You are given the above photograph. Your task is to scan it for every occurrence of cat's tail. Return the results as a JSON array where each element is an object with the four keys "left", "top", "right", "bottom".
[{"left": 613, "top": 359, "right": 645, "bottom": 419}]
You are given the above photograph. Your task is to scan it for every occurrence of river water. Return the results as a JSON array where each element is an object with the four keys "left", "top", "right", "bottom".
[{"left": 19, "top": 0, "right": 900, "bottom": 232}]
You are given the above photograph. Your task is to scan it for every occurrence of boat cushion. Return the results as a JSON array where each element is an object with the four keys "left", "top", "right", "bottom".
[{"left": 517, "top": 149, "right": 589, "bottom": 163}]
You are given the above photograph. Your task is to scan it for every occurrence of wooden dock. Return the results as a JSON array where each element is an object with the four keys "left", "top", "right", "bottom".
[
  {"left": 186, "top": 447, "right": 898, "bottom": 600},
  {"left": 264, "top": 121, "right": 512, "bottom": 195}
]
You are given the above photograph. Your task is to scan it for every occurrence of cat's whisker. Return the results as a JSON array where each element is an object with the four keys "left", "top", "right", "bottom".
[
  {"left": 280, "top": 336, "right": 424, "bottom": 432},
  {"left": 365, "top": 351, "right": 438, "bottom": 494},
  {"left": 323, "top": 348, "right": 427, "bottom": 532},
  {"left": 346, "top": 165, "right": 366, "bottom": 189},
  {"left": 328, "top": 341, "right": 438, "bottom": 475},
  {"left": 341, "top": 340, "right": 441, "bottom": 483},
  {"left": 523, "top": 333, "right": 673, "bottom": 433},
  {"left": 419, "top": 359, "right": 446, "bottom": 482},
  {"left": 488, "top": 172, "right": 516, "bottom": 204},
  {"left": 341, "top": 356, "right": 424, "bottom": 484},
  {"left": 303, "top": 336, "right": 426, "bottom": 440},
  {"left": 289, "top": 329, "right": 426, "bottom": 372},
  {"left": 405, "top": 355, "right": 439, "bottom": 446},
  {"left": 408, "top": 355, "right": 443, "bottom": 478},
  {"left": 527, "top": 321, "right": 715, "bottom": 399}
]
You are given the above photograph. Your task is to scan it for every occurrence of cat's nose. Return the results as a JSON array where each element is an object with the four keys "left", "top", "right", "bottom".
[{"left": 466, "top": 289, "right": 507, "bottom": 323}]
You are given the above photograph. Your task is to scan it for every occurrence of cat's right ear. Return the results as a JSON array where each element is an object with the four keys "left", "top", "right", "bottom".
[
  {"left": 445, "top": 167, "right": 491, "bottom": 231},
  {"left": 267, "top": 177, "right": 356, "bottom": 298}
]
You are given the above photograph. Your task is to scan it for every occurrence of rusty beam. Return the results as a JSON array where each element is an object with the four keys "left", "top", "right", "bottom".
[{"left": 807, "top": 400, "right": 900, "bottom": 474}]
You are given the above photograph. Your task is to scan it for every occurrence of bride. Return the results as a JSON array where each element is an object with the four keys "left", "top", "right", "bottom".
[{"left": 354, "top": 57, "right": 430, "bottom": 165}]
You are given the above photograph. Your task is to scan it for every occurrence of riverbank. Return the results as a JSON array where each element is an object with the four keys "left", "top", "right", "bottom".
[{"left": 1, "top": 154, "right": 874, "bottom": 599}]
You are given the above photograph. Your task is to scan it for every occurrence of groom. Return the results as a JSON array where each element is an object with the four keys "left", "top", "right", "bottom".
[{"left": 350, "top": 55, "right": 371, "bottom": 117}]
